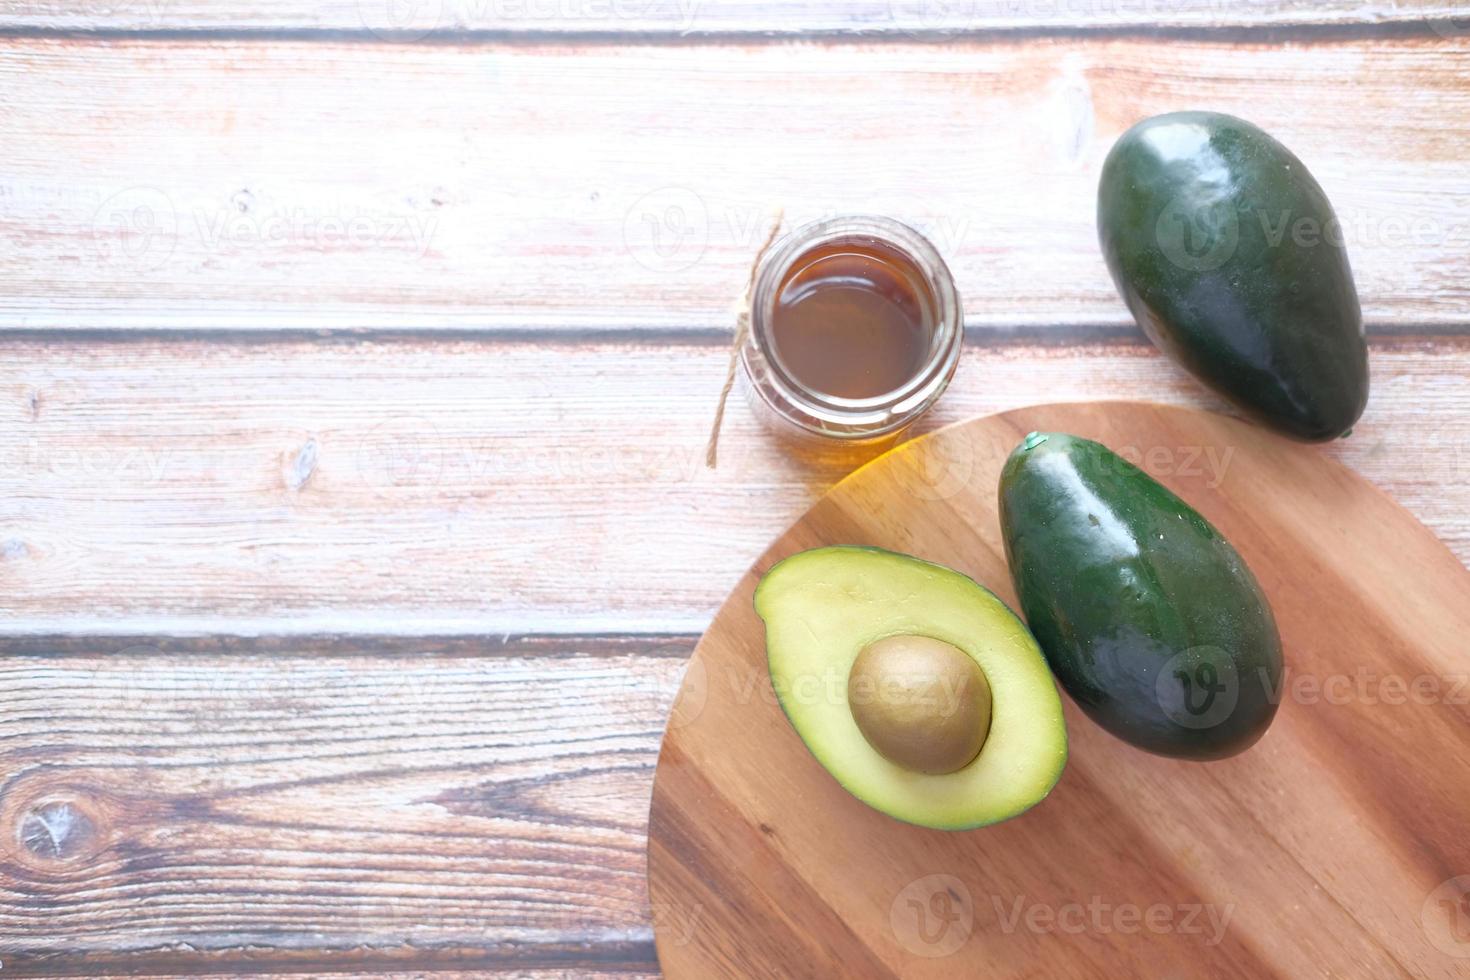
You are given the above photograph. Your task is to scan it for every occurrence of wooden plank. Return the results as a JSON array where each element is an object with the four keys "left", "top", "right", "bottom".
[
  {"left": 0, "top": 636, "right": 685, "bottom": 976},
  {"left": 0, "top": 336, "right": 1463, "bottom": 634},
  {"left": 113, "top": 974, "right": 656, "bottom": 979},
  {"left": 1, "top": 0, "right": 1464, "bottom": 36},
  {"left": 3, "top": 35, "right": 1469, "bottom": 331}
]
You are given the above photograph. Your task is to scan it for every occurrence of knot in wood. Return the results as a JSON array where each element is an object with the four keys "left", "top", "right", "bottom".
[{"left": 19, "top": 800, "right": 98, "bottom": 862}]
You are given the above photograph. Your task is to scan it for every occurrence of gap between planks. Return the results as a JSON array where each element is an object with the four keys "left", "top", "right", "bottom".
[
  {"left": 0, "top": 633, "right": 698, "bottom": 657},
  {"left": 0, "top": 0, "right": 1466, "bottom": 41},
  {"left": 0, "top": 945, "right": 660, "bottom": 978},
  {"left": 0, "top": 21, "right": 1464, "bottom": 44},
  {"left": 0, "top": 323, "right": 1464, "bottom": 345}
]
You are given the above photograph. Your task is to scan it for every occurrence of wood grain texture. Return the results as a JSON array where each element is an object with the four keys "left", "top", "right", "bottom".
[
  {"left": 0, "top": 336, "right": 1463, "bottom": 635},
  {"left": 5, "top": 9, "right": 1470, "bottom": 976},
  {"left": 4, "top": 35, "right": 1470, "bottom": 331},
  {"left": 1, "top": 0, "right": 1464, "bottom": 34},
  {"left": 648, "top": 401, "right": 1470, "bottom": 978},
  {"left": 0, "top": 635, "right": 688, "bottom": 977}
]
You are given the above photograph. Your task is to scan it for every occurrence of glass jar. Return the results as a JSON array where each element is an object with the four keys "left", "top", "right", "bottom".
[{"left": 740, "top": 215, "right": 963, "bottom": 444}]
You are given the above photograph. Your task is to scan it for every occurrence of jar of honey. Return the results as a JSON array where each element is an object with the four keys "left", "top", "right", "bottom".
[{"left": 740, "top": 215, "right": 963, "bottom": 443}]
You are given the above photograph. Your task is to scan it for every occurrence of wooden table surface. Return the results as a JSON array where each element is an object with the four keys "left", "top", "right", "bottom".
[{"left": 1, "top": 2, "right": 1468, "bottom": 976}]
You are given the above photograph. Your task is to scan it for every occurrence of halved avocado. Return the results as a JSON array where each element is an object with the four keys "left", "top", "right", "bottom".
[{"left": 753, "top": 546, "right": 1067, "bottom": 830}]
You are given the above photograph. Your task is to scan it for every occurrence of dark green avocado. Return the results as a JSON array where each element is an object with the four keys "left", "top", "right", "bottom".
[
  {"left": 1098, "top": 111, "right": 1368, "bottom": 442},
  {"left": 998, "top": 432, "right": 1283, "bottom": 760}
]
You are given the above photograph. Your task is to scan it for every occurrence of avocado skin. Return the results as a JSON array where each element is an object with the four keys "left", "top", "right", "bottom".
[
  {"left": 1098, "top": 111, "right": 1368, "bottom": 442},
  {"left": 998, "top": 433, "right": 1283, "bottom": 760}
]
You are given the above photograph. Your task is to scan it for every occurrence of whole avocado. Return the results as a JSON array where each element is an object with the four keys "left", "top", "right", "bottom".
[
  {"left": 1097, "top": 111, "right": 1368, "bottom": 442},
  {"left": 998, "top": 432, "right": 1283, "bottom": 760}
]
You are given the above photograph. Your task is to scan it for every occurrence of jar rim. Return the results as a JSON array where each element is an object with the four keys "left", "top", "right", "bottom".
[{"left": 743, "top": 215, "right": 963, "bottom": 440}]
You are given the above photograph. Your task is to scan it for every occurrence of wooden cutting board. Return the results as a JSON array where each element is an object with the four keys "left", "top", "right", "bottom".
[{"left": 647, "top": 401, "right": 1470, "bottom": 979}]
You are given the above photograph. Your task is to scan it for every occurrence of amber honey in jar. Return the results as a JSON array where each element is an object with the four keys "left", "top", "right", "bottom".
[{"left": 740, "top": 216, "right": 962, "bottom": 443}]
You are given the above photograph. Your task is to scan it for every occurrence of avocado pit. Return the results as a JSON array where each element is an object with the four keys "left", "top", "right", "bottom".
[{"left": 847, "top": 634, "right": 992, "bottom": 775}]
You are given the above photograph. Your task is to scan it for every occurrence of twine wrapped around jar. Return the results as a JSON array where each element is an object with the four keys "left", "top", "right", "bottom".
[{"left": 705, "top": 208, "right": 784, "bottom": 469}]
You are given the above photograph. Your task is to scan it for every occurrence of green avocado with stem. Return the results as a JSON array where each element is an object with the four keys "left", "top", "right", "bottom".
[
  {"left": 998, "top": 432, "right": 1283, "bottom": 760},
  {"left": 754, "top": 546, "right": 1067, "bottom": 830},
  {"left": 1097, "top": 111, "right": 1368, "bottom": 442}
]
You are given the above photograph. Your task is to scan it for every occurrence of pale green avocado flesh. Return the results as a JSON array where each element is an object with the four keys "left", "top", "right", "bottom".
[{"left": 754, "top": 546, "right": 1068, "bottom": 830}]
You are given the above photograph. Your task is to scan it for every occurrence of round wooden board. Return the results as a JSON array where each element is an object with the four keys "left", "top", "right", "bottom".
[{"left": 647, "top": 401, "right": 1470, "bottom": 979}]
